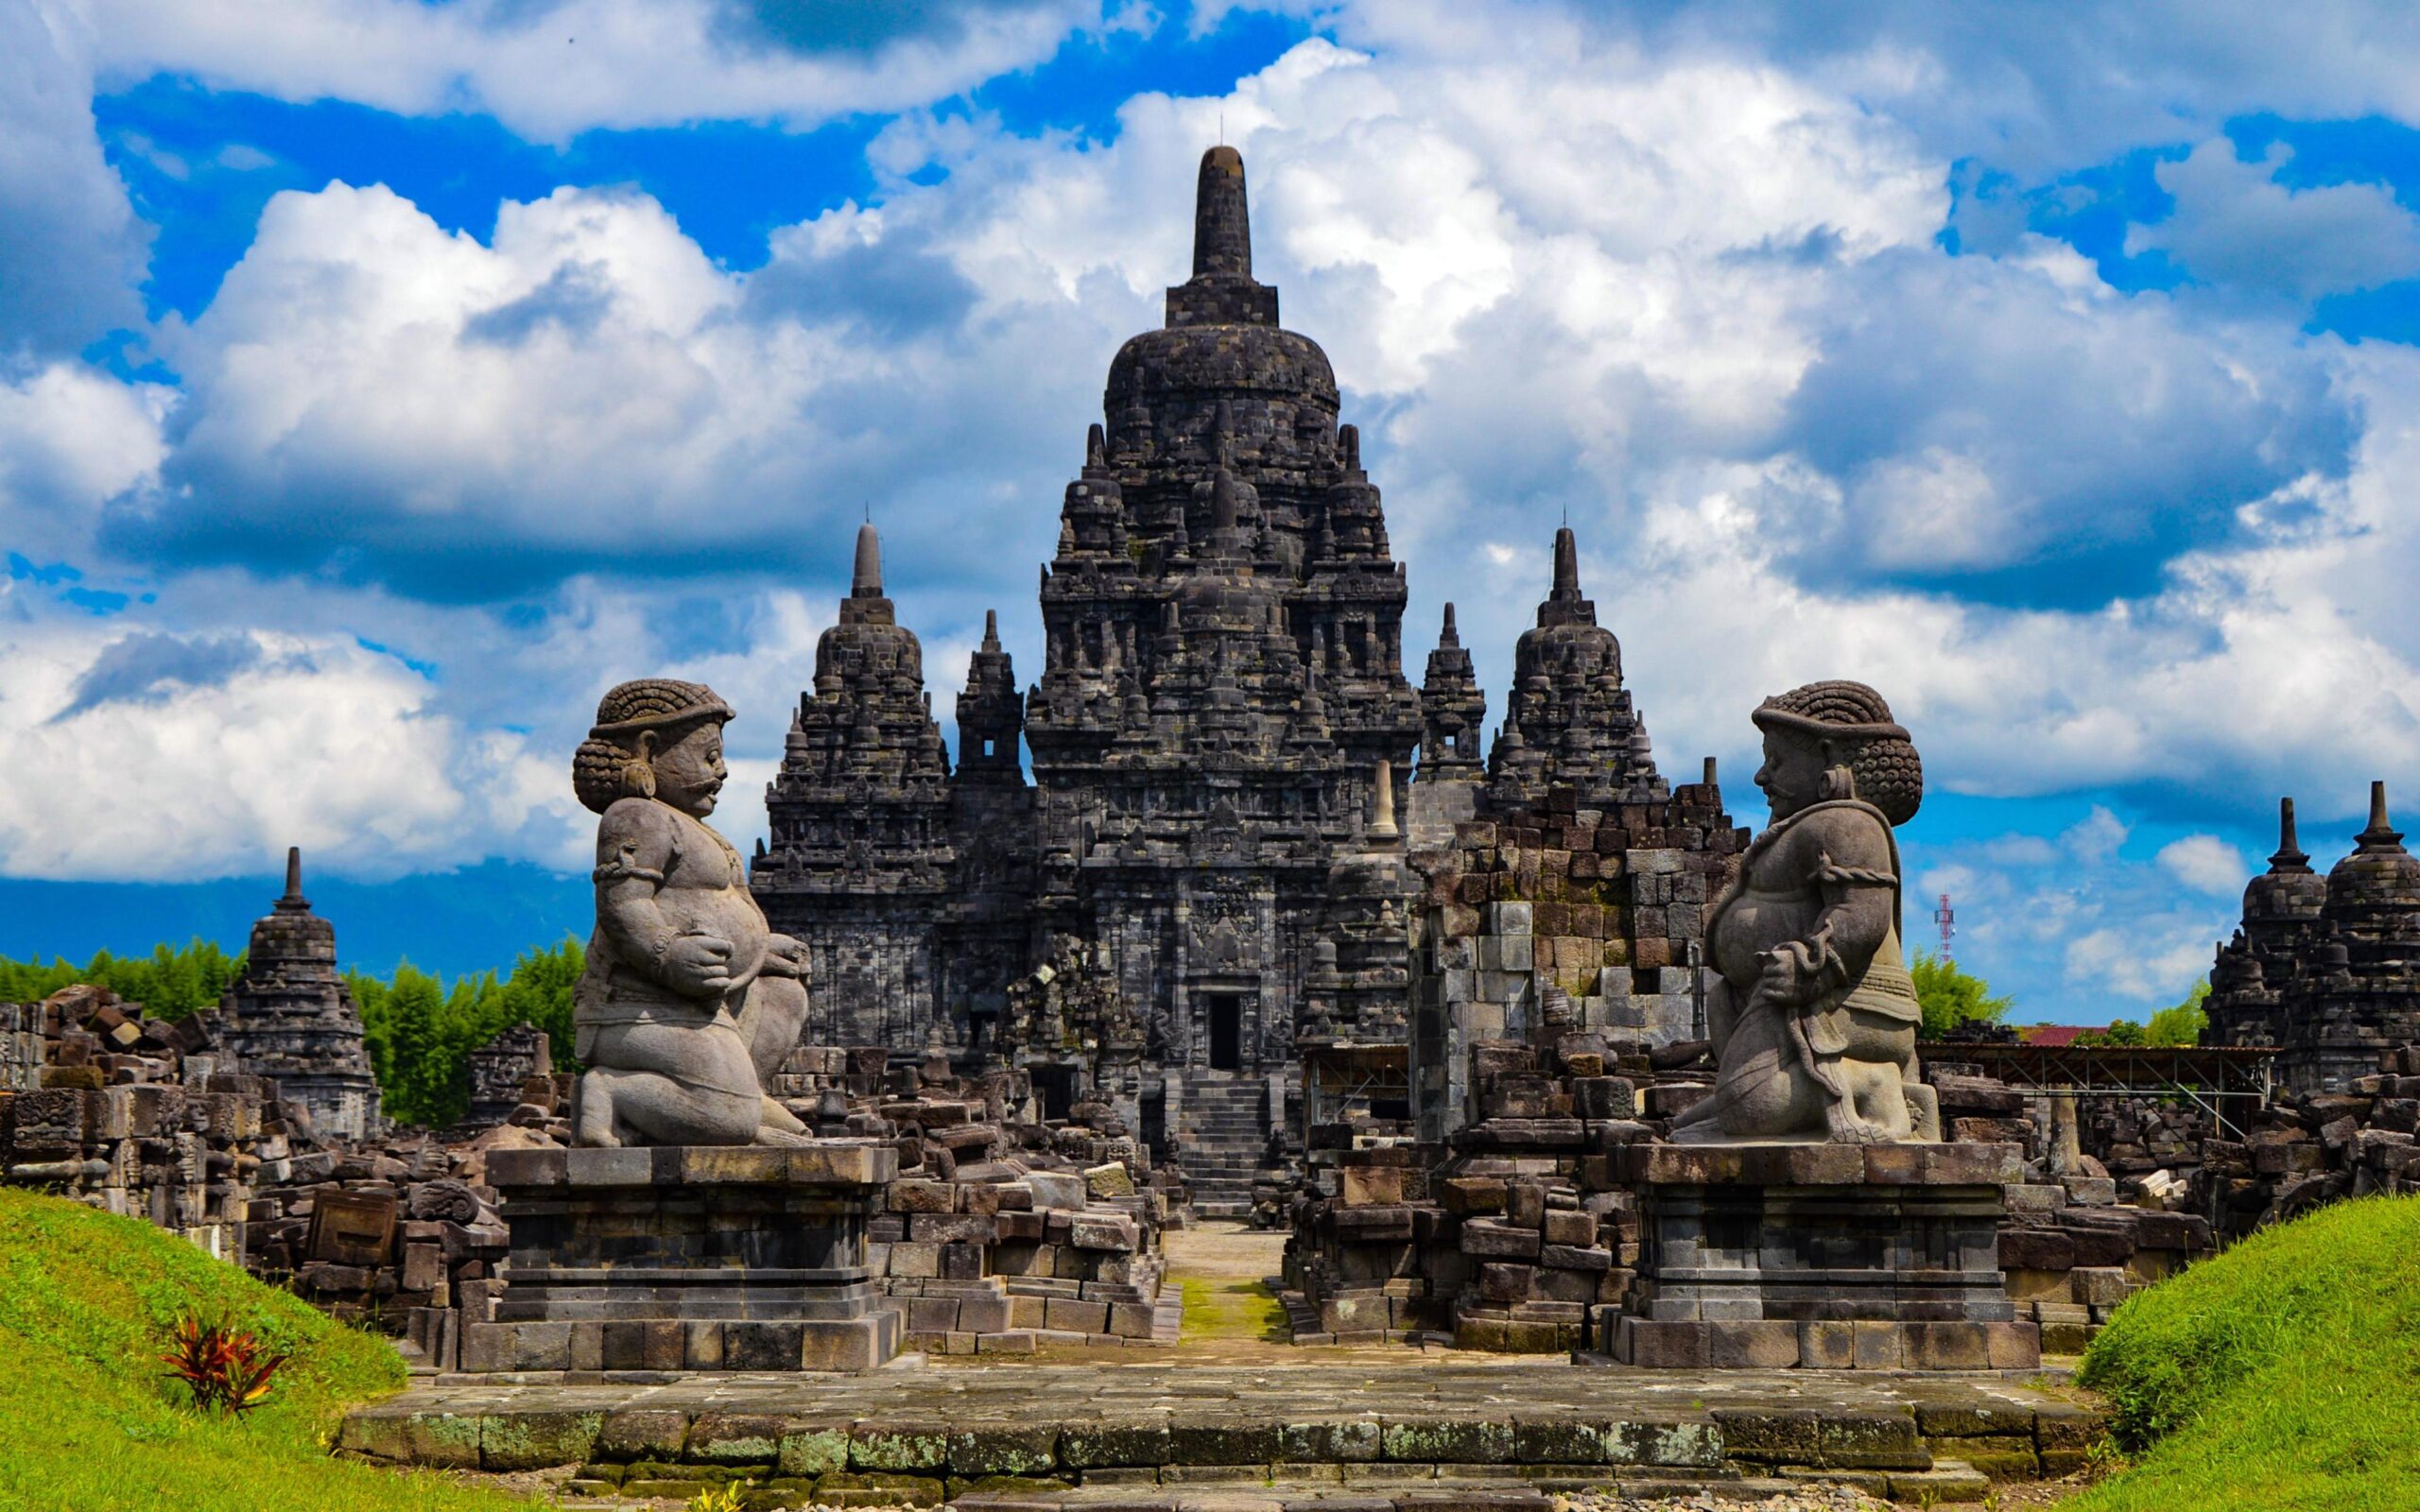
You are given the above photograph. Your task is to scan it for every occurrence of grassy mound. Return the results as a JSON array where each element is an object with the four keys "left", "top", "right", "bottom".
[
  {"left": 2064, "top": 1193, "right": 2420, "bottom": 1512},
  {"left": 0, "top": 1188, "right": 538, "bottom": 1511}
]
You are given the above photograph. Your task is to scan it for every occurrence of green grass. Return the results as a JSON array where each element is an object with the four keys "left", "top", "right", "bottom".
[
  {"left": 0, "top": 1188, "right": 544, "bottom": 1511},
  {"left": 2063, "top": 1194, "right": 2420, "bottom": 1512},
  {"left": 1176, "top": 1275, "right": 1288, "bottom": 1344}
]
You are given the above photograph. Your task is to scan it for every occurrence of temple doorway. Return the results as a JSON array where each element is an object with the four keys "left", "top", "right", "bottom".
[
  {"left": 1030, "top": 1064, "right": 1076, "bottom": 1122},
  {"left": 1207, "top": 995, "right": 1244, "bottom": 1072}
]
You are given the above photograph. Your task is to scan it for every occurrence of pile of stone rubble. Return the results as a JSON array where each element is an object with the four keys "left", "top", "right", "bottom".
[{"left": 772, "top": 1043, "right": 1183, "bottom": 1353}]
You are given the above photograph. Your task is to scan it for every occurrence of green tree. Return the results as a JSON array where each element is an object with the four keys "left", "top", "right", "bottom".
[
  {"left": 493, "top": 937, "right": 583, "bottom": 1072},
  {"left": 2077, "top": 1018, "right": 2148, "bottom": 1048},
  {"left": 379, "top": 963, "right": 447, "bottom": 1126},
  {"left": 6, "top": 933, "right": 586, "bottom": 1129},
  {"left": 0, "top": 939, "right": 245, "bottom": 1017},
  {"left": 2145, "top": 980, "right": 2211, "bottom": 1047},
  {"left": 1908, "top": 949, "right": 2014, "bottom": 1040},
  {"left": 347, "top": 969, "right": 394, "bottom": 1092}
]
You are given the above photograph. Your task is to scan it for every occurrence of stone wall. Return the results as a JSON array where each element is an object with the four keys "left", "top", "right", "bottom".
[
  {"left": 0, "top": 988, "right": 268, "bottom": 1263},
  {"left": 1283, "top": 1029, "right": 2221, "bottom": 1355},
  {"left": 2204, "top": 785, "right": 2420, "bottom": 1092},
  {"left": 2189, "top": 1041, "right": 2420, "bottom": 1240},
  {"left": 1406, "top": 781, "right": 1741, "bottom": 1144},
  {"left": 776, "top": 1044, "right": 1184, "bottom": 1352},
  {"left": 0, "top": 1002, "right": 42, "bottom": 1091}
]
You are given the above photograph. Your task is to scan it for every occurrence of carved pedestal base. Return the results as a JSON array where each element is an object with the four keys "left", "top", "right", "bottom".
[
  {"left": 1605, "top": 1142, "right": 2040, "bottom": 1371},
  {"left": 465, "top": 1143, "right": 903, "bottom": 1374}
]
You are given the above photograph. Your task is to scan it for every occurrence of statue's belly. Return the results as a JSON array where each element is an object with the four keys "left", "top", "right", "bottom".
[
  {"left": 658, "top": 885, "right": 773, "bottom": 971},
  {"left": 1712, "top": 888, "right": 1823, "bottom": 986}
]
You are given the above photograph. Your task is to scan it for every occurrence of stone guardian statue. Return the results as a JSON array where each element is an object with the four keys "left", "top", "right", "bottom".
[
  {"left": 568, "top": 679, "right": 811, "bottom": 1146},
  {"left": 1671, "top": 680, "right": 1940, "bottom": 1144}
]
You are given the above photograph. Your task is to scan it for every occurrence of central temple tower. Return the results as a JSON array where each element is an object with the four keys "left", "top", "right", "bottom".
[
  {"left": 756, "top": 146, "right": 1425, "bottom": 1207},
  {"left": 1025, "top": 148, "right": 1420, "bottom": 1110}
]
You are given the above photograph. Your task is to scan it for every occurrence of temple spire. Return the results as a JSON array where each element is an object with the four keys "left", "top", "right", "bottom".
[
  {"left": 1193, "top": 145, "right": 1252, "bottom": 278},
  {"left": 2357, "top": 780, "right": 2403, "bottom": 851},
  {"left": 1534, "top": 524, "right": 1599, "bottom": 630},
  {"left": 1440, "top": 602, "right": 1461, "bottom": 647},
  {"left": 277, "top": 846, "right": 307, "bottom": 911},
  {"left": 852, "top": 522, "right": 884, "bottom": 598},
  {"left": 2271, "top": 797, "right": 2310, "bottom": 872},
  {"left": 1167, "top": 145, "right": 1276, "bottom": 326},
  {"left": 981, "top": 609, "right": 1001, "bottom": 653}
]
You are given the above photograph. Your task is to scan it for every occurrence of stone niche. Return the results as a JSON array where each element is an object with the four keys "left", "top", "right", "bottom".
[
  {"left": 1607, "top": 1143, "right": 2041, "bottom": 1371},
  {"left": 465, "top": 1143, "right": 902, "bottom": 1374}
]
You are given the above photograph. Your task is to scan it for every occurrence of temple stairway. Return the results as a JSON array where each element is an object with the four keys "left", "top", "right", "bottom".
[{"left": 1173, "top": 1075, "right": 1272, "bottom": 1218}]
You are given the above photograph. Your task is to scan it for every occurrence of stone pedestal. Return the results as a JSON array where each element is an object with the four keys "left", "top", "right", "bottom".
[
  {"left": 467, "top": 1143, "right": 903, "bottom": 1373},
  {"left": 1606, "top": 1143, "right": 2040, "bottom": 1371}
]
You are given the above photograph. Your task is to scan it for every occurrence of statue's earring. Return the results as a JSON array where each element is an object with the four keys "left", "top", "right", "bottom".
[
  {"left": 623, "top": 730, "right": 658, "bottom": 800},
  {"left": 1820, "top": 765, "right": 1857, "bottom": 802}
]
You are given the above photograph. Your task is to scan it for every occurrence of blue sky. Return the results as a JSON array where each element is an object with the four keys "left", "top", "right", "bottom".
[{"left": 5, "top": 0, "right": 2419, "bottom": 1021}]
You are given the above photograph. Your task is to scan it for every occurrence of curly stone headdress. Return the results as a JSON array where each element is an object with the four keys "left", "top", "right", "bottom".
[
  {"left": 572, "top": 679, "right": 734, "bottom": 815},
  {"left": 1752, "top": 679, "right": 1923, "bottom": 825}
]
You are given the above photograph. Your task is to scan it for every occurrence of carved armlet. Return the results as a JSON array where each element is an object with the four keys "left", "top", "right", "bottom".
[
  {"left": 595, "top": 840, "right": 666, "bottom": 886},
  {"left": 1811, "top": 861, "right": 1897, "bottom": 888}
]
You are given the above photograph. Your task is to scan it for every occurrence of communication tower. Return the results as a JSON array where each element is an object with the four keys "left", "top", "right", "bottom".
[{"left": 1933, "top": 892, "right": 1955, "bottom": 964}]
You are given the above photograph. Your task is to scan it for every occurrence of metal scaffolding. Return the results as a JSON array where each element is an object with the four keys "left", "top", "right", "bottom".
[{"left": 1920, "top": 1042, "right": 2278, "bottom": 1140}]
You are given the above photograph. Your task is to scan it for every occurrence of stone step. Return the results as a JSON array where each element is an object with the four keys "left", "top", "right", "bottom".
[
  {"left": 344, "top": 1362, "right": 2083, "bottom": 1498},
  {"left": 955, "top": 1486, "right": 1557, "bottom": 1511},
  {"left": 948, "top": 1467, "right": 1999, "bottom": 1510}
]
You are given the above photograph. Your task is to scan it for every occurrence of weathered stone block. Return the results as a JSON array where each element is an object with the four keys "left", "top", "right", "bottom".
[
  {"left": 1705, "top": 1320, "right": 1798, "bottom": 1369},
  {"left": 482, "top": 1411, "right": 603, "bottom": 1471},
  {"left": 850, "top": 1424, "right": 953, "bottom": 1470},
  {"left": 947, "top": 1425, "right": 1060, "bottom": 1475},
  {"left": 596, "top": 1408, "right": 692, "bottom": 1462},
  {"left": 1540, "top": 1210, "right": 1595, "bottom": 1246},
  {"left": 1461, "top": 1220, "right": 1541, "bottom": 1259},
  {"left": 1167, "top": 1420, "right": 1280, "bottom": 1465},
  {"left": 1380, "top": 1418, "right": 1514, "bottom": 1464},
  {"left": 688, "top": 1413, "right": 796, "bottom": 1466},
  {"left": 677, "top": 1145, "right": 790, "bottom": 1184},
  {"left": 1061, "top": 1420, "right": 1171, "bottom": 1468},
  {"left": 891, "top": 1178, "right": 955, "bottom": 1213},
  {"left": 1044, "top": 1297, "right": 1110, "bottom": 1334},
  {"left": 724, "top": 1322, "right": 805, "bottom": 1371}
]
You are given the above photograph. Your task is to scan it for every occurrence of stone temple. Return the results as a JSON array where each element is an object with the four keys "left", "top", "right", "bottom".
[
  {"left": 753, "top": 146, "right": 1733, "bottom": 1206},
  {"left": 2204, "top": 783, "right": 2420, "bottom": 1091},
  {"left": 215, "top": 847, "right": 382, "bottom": 1141}
]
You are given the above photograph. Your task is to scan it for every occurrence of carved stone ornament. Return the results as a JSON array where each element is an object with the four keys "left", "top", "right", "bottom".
[
  {"left": 567, "top": 679, "right": 814, "bottom": 1147},
  {"left": 1671, "top": 680, "right": 1942, "bottom": 1145}
]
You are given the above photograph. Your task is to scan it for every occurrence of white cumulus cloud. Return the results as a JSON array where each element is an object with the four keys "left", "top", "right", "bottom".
[
  {"left": 0, "top": 619, "right": 579, "bottom": 882},
  {"left": 2158, "top": 833, "right": 2249, "bottom": 894},
  {"left": 2132, "top": 138, "right": 2420, "bottom": 302}
]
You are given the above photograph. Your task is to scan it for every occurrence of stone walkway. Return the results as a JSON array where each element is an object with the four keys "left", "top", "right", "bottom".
[
  {"left": 349, "top": 1228, "right": 2099, "bottom": 1507},
  {"left": 1155, "top": 1222, "right": 1301, "bottom": 1360},
  {"left": 341, "top": 1356, "right": 2099, "bottom": 1508}
]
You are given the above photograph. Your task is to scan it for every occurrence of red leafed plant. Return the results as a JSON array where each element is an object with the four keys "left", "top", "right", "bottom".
[{"left": 161, "top": 1311, "right": 288, "bottom": 1415}]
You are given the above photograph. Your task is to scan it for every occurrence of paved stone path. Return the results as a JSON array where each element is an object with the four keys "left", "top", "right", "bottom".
[
  {"left": 342, "top": 1356, "right": 2098, "bottom": 1509},
  {"left": 352, "top": 1228, "right": 2097, "bottom": 1507},
  {"left": 1156, "top": 1223, "right": 1299, "bottom": 1360}
]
